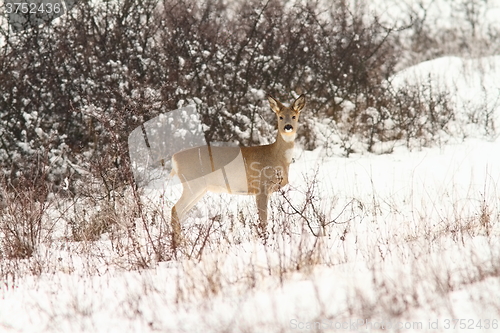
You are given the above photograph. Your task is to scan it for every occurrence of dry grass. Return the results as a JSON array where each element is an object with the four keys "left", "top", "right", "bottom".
[{"left": 0, "top": 158, "right": 499, "bottom": 332}]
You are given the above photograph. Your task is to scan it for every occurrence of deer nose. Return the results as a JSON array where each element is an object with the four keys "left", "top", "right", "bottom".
[{"left": 284, "top": 124, "right": 293, "bottom": 132}]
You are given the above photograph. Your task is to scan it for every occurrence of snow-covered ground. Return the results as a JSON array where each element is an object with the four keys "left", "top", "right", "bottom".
[{"left": 1, "top": 53, "right": 500, "bottom": 332}]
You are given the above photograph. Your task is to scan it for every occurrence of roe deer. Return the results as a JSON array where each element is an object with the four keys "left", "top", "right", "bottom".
[{"left": 170, "top": 94, "right": 305, "bottom": 244}]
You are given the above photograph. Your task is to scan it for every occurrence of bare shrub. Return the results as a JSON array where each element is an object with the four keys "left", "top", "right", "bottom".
[
  {"left": 0, "top": 0, "right": 412, "bottom": 190},
  {"left": 387, "top": 81, "right": 455, "bottom": 148},
  {"left": 1, "top": 0, "right": 497, "bottom": 195},
  {"left": 0, "top": 157, "right": 54, "bottom": 259}
]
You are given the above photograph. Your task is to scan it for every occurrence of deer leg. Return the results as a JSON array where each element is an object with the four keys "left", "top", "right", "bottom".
[
  {"left": 256, "top": 192, "right": 269, "bottom": 238},
  {"left": 170, "top": 206, "right": 182, "bottom": 251},
  {"left": 170, "top": 181, "right": 207, "bottom": 250}
]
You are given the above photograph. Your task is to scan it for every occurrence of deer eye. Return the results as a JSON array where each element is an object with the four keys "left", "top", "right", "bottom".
[
  {"left": 279, "top": 116, "right": 283, "bottom": 120},
  {"left": 292, "top": 116, "right": 296, "bottom": 119}
]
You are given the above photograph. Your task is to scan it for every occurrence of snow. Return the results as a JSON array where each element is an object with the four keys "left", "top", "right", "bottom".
[
  {"left": 3, "top": 106, "right": 500, "bottom": 331},
  {"left": 390, "top": 55, "right": 500, "bottom": 137}
]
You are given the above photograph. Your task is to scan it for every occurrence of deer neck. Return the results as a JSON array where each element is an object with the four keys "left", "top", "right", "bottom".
[{"left": 271, "top": 131, "right": 296, "bottom": 165}]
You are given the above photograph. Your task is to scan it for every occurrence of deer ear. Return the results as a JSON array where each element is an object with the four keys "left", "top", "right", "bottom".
[
  {"left": 267, "top": 95, "right": 283, "bottom": 113},
  {"left": 292, "top": 94, "right": 306, "bottom": 113}
]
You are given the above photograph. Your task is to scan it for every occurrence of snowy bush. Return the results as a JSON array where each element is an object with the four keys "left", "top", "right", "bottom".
[
  {"left": 2, "top": 0, "right": 499, "bottom": 192},
  {"left": 0, "top": 0, "right": 413, "bottom": 189}
]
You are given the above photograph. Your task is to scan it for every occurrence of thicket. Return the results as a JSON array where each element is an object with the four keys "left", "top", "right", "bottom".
[{"left": 0, "top": 0, "right": 463, "bottom": 190}]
